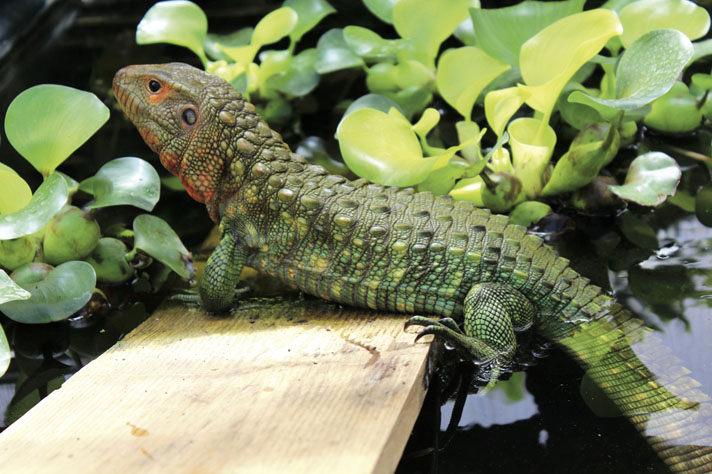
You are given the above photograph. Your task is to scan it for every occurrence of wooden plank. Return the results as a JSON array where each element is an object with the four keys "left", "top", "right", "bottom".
[{"left": 0, "top": 296, "right": 431, "bottom": 473}]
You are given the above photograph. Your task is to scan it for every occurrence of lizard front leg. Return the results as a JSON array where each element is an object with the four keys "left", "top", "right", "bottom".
[
  {"left": 200, "top": 230, "right": 248, "bottom": 312},
  {"left": 406, "top": 283, "right": 536, "bottom": 383}
]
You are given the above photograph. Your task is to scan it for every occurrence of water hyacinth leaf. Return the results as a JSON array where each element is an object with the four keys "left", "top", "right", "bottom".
[
  {"left": 0, "top": 326, "right": 9, "bottom": 377},
  {"left": 251, "top": 7, "right": 298, "bottom": 46},
  {"left": 509, "top": 201, "right": 552, "bottom": 227},
  {"left": 608, "top": 152, "right": 681, "bottom": 206},
  {"left": 0, "top": 170, "right": 31, "bottom": 215},
  {"left": 456, "top": 120, "right": 482, "bottom": 163},
  {"left": 284, "top": 0, "right": 336, "bottom": 42},
  {"left": 484, "top": 86, "right": 529, "bottom": 137},
  {"left": 363, "top": 0, "right": 399, "bottom": 23},
  {"left": 136, "top": 0, "right": 208, "bottom": 64},
  {"left": 336, "top": 107, "right": 436, "bottom": 186},
  {"left": 619, "top": 0, "right": 710, "bottom": 48},
  {"left": 449, "top": 176, "right": 485, "bottom": 206},
  {"left": 541, "top": 122, "right": 620, "bottom": 196},
  {"left": 133, "top": 214, "right": 193, "bottom": 278},
  {"left": 507, "top": 118, "right": 556, "bottom": 198},
  {"left": 470, "top": 0, "right": 585, "bottom": 66},
  {"left": 342, "top": 93, "right": 404, "bottom": 120},
  {"left": 436, "top": 46, "right": 510, "bottom": 119},
  {"left": 0, "top": 172, "right": 68, "bottom": 240},
  {"left": 643, "top": 81, "right": 703, "bottom": 133},
  {"left": 5, "top": 85, "right": 110, "bottom": 176},
  {"left": 315, "top": 29, "right": 364, "bottom": 73},
  {"left": 204, "top": 28, "right": 252, "bottom": 61},
  {"left": 393, "top": 0, "right": 470, "bottom": 67},
  {"left": 412, "top": 107, "right": 441, "bottom": 140},
  {"left": 269, "top": 48, "right": 320, "bottom": 97},
  {"left": 518, "top": 9, "right": 622, "bottom": 118},
  {"left": 691, "top": 38, "right": 712, "bottom": 64},
  {"left": 343, "top": 26, "right": 401, "bottom": 59},
  {"left": 0, "top": 269, "right": 31, "bottom": 305},
  {"left": 417, "top": 157, "right": 470, "bottom": 195},
  {"left": 295, "top": 136, "right": 353, "bottom": 177},
  {"left": 569, "top": 29, "right": 693, "bottom": 113},
  {"left": 257, "top": 50, "right": 292, "bottom": 86},
  {"left": 0, "top": 261, "right": 96, "bottom": 324},
  {"left": 80, "top": 157, "right": 160, "bottom": 211},
  {"left": 383, "top": 85, "right": 432, "bottom": 120},
  {"left": 481, "top": 171, "right": 526, "bottom": 212}
]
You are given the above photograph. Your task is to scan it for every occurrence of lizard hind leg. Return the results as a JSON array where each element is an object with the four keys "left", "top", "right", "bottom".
[{"left": 406, "top": 283, "right": 537, "bottom": 386}]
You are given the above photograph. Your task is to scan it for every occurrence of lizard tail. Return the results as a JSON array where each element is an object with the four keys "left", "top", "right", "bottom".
[{"left": 553, "top": 301, "right": 712, "bottom": 473}]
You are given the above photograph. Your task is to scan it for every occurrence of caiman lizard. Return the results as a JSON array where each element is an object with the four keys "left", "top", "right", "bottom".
[{"left": 113, "top": 62, "right": 712, "bottom": 472}]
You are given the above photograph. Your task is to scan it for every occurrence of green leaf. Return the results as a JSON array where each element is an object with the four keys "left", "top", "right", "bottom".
[
  {"left": 484, "top": 86, "right": 529, "bottom": 137},
  {"left": 284, "top": 0, "right": 336, "bottom": 42},
  {"left": 608, "top": 152, "right": 681, "bottom": 206},
  {"left": 0, "top": 269, "right": 31, "bottom": 305},
  {"left": 0, "top": 172, "right": 68, "bottom": 240},
  {"left": 509, "top": 201, "right": 551, "bottom": 227},
  {"left": 617, "top": 211, "right": 659, "bottom": 249},
  {"left": 315, "top": 29, "right": 364, "bottom": 74},
  {"left": 619, "top": 0, "right": 710, "bottom": 48},
  {"left": 343, "top": 26, "right": 402, "bottom": 59},
  {"left": 336, "top": 107, "right": 437, "bottom": 186},
  {"left": 5, "top": 85, "right": 110, "bottom": 177},
  {"left": 204, "top": 28, "right": 252, "bottom": 61},
  {"left": 133, "top": 214, "right": 193, "bottom": 278},
  {"left": 79, "top": 157, "right": 160, "bottom": 211},
  {"left": 0, "top": 170, "right": 31, "bottom": 215},
  {"left": 417, "top": 157, "right": 470, "bottom": 195},
  {"left": 0, "top": 326, "right": 9, "bottom": 377},
  {"left": 257, "top": 50, "right": 292, "bottom": 87},
  {"left": 268, "top": 48, "right": 320, "bottom": 96},
  {"left": 470, "top": 0, "right": 585, "bottom": 66},
  {"left": 393, "top": 0, "right": 470, "bottom": 67},
  {"left": 342, "top": 93, "right": 404, "bottom": 119},
  {"left": 541, "top": 122, "right": 620, "bottom": 196},
  {"left": 518, "top": 9, "right": 622, "bottom": 118},
  {"left": 136, "top": 0, "right": 208, "bottom": 64},
  {"left": 569, "top": 29, "right": 693, "bottom": 113},
  {"left": 507, "top": 118, "right": 557, "bottom": 198},
  {"left": 436, "top": 46, "right": 510, "bottom": 119},
  {"left": 0, "top": 261, "right": 96, "bottom": 324},
  {"left": 449, "top": 176, "right": 485, "bottom": 206},
  {"left": 252, "top": 7, "right": 298, "bottom": 46},
  {"left": 364, "top": 0, "right": 399, "bottom": 23}
]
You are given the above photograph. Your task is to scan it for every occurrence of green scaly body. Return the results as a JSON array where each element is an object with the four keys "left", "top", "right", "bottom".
[{"left": 114, "top": 63, "right": 712, "bottom": 472}]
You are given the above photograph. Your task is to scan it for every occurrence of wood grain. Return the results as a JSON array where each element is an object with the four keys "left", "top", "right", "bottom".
[{"left": 0, "top": 296, "right": 432, "bottom": 473}]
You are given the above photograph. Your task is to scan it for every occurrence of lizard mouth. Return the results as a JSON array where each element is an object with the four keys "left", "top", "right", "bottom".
[{"left": 113, "top": 67, "right": 144, "bottom": 123}]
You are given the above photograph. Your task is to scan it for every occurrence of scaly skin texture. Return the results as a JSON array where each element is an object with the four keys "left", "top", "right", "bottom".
[{"left": 114, "top": 63, "right": 712, "bottom": 472}]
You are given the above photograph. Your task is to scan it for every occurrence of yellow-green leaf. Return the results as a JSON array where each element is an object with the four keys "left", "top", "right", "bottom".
[
  {"left": 619, "top": 0, "right": 710, "bottom": 48},
  {"left": 0, "top": 170, "right": 31, "bottom": 215},
  {"left": 436, "top": 46, "right": 510, "bottom": 119}
]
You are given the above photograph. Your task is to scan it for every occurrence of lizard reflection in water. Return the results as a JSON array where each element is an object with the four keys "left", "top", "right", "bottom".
[{"left": 113, "top": 63, "right": 712, "bottom": 472}]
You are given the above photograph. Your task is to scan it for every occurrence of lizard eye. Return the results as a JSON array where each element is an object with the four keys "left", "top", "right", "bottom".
[
  {"left": 182, "top": 107, "right": 197, "bottom": 126},
  {"left": 147, "top": 79, "right": 162, "bottom": 93}
]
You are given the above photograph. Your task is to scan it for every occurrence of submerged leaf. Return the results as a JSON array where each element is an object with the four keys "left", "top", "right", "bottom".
[
  {"left": 5, "top": 85, "right": 110, "bottom": 176},
  {"left": 608, "top": 152, "right": 681, "bottom": 206}
]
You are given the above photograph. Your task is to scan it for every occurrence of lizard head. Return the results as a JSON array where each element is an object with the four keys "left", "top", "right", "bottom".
[{"left": 113, "top": 62, "right": 244, "bottom": 212}]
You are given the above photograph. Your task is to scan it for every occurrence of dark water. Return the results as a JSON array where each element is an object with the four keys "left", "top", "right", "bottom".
[{"left": 0, "top": 1, "right": 711, "bottom": 473}]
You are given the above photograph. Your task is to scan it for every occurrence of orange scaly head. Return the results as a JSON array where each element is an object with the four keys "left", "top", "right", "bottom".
[{"left": 113, "top": 63, "right": 253, "bottom": 220}]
